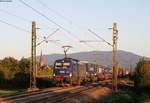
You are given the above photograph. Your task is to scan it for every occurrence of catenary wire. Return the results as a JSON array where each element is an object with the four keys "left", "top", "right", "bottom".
[
  {"left": 0, "top": 19, "right": 30, "bottom": 33},
  {"left": 37, "top": 0, "right": 72, "bottom": 24},
  {"left": 19, "top": 0, "right": 71, "bottom": 34},
  {"left": 19, "top": 0, "right": 96, "bottom": 50}
]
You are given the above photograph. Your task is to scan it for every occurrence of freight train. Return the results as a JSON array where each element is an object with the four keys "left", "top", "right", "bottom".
[{"left": 53, "top": 58, "right": 112, "bottom": 86}]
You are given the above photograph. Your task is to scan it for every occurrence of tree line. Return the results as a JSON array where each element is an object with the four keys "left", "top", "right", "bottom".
[
  {"left": 134, "top": 58, "right": 150, "bottom": 90},
  {"left": 0, "top": 57, "right": 53, "bottom": 89}
]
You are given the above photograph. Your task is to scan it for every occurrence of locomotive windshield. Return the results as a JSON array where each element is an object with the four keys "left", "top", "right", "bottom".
[{"left": 55, "top": 62, "right": 70, "bottom": 69}]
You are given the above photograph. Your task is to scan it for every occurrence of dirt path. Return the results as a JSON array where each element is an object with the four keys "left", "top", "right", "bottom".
[
  {"left": 61, "top": 85, "right": 112, "bottom": 103},
  {"left": 61, "top": 79, "right": 129, "bottom": 103}
]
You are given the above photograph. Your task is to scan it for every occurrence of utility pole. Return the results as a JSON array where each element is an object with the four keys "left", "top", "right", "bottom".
[
  {"left": 28, "top": 21, "right": 38, "bottom": 91},
  {"left": 86, "top": 23, "right": 119, "bottom": 92},
  {"left": 112, "top": 22, "right": 118, "bottom": 92}
]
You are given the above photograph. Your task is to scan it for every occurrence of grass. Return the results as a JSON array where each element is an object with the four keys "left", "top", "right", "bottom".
[
  {"left": 0, "top": 90, "right": 17, "bottom": 96},
  {"left": 104, "top": 80, "right": 150, "bottom": 103},
  {"left": 0, "top": 90, "right": 17, "bottom": 94},
  {"left": 0, "top": 89, "right": 24, "bottom": 96}
]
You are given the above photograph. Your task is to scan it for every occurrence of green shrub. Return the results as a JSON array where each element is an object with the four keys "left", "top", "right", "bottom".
[
  {"left": 108, "top": 93, "right": 133, "bottom": 103},
  {"left": 134, "top": 59, "right": 150, "bottom": 89},
  {"left": 0, "top": 57, "right": 53, "bottom": 89},
  {"left": 37, "top": 78, "right": 54, "bottom": 88}
]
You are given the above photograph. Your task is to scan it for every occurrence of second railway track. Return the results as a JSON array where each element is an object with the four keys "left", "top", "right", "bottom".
[
  {"left": 0, "top": 87, "right": 74, "bottom": 103},
  {"left": 0, "top": 80, "right": 111, "bottom": 103}
]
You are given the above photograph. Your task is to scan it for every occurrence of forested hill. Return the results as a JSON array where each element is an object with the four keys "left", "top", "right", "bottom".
[{"left": 37, "top": 50, "right": 150, "bottom": 68}]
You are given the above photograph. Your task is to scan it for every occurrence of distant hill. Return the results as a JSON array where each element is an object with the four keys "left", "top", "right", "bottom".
[{"left": 36, "top": 50, "right": 150, "bottom": 69}]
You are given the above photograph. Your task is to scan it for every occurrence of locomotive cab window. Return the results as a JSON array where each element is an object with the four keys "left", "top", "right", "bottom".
[
  {"left": 55, "top": 62, "right": 62, "bottom": 66},
  {"left": 55, "top": 62, "right": 70, "bottom": 69},
  {"left": 55, "top": 62, "right": 62, "bottom": 68},
  {"left": 62, "top": 62, "right": 70, "bottom": 69}
]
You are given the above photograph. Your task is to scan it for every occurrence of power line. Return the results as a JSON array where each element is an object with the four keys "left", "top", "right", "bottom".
[
  {"left": 80, "top": 40, "right": 103, "bottom": 43},
  {"left": 0, "top": 9, "right": 31, "bottom": 23},
  {"left": 0, "top": 19, "right": 30, "bottom": 33},
  {"left": 19, "top": 0, "right": 71, "bottom": 34},
  {"left": 0, "top": 18, "right": 44, "bottom": 39},
  {"left": 19, "top": 0, "right": 96, "bottom": 51},
  {"left": 18, "top": 1, "right": 81, "bottom": 40},
  {"left": 46, "top": 28, "right": 59, "bottom": 39},
  {"left": 37, "top": 0, "right": 98, "bottom": 44},
  {"left": 0, "top": 8, "right": 51, "bottom": 29},
  {"left": 37, "top": 0, "right": 72, "bottom": 24},
  {"left": 37, "top": 1, "right": 97, "bottom": 42},
  {"left": 66, "top": 31, "right": 96, "bottom": 50},
  {"left": 37, "top": 28, "right": 60, "bottom": 46},
  {"left": 88, "top": 29, "right": 112, "bottom": 47},
  {"left": 82, "top": 42, "right": 97, "bottom": 50}
]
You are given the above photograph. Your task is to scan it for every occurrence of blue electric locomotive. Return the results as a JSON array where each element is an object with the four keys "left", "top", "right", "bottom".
[{"left": 53, "top": 58, "right": 87, "bottom": 86}]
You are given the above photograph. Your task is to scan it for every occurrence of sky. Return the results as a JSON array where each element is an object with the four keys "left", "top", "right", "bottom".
[{"left": 0, "top": 0, "right": 150, "bottom": 59}]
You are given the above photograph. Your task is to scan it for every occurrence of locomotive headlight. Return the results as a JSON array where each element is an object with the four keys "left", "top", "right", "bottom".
[
  {"left": 53, "top": 74, "right": 55, "bottom": 76},
  {"left": 69, "top": 73, "right": 72, "bottom": 77}
]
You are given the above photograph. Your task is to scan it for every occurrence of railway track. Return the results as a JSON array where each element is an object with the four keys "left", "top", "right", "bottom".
[
  {"left": 26, "top": 86, "right": 91, "bottom": 103},
  {"left": 0, "top": 80, "right": 112, "bottom": 103},
  {"left": 47, "top": 85, "right": 99, "bottom": 103},
  {"left": 28, "top": 80, "right": 112, "bottom": 103},
  {"left": 0, "top": 85, "right": 99, "bottom": 103},
  {"left": 30, "top": 83, "right": 105, "bottom": 103},
  {"left": 0, "top": 87, "right": 74, "bottom": 103}
]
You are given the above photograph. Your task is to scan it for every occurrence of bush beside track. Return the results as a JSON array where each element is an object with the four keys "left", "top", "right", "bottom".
[{"left": 0, "top": 57, "right": 54, "bottom": 90}]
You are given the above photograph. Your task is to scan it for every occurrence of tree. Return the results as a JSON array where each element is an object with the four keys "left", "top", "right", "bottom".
[
  {"left": 1, "top": 57, "right": 18, "bottom": 71},
  {"left": 0, "top": 57, "right": 19, "bottom": 79},
  {"left": 0, "top": 65, "right": 5, "bottom": 80},
  {"left": 18, "top": 57, "right": 30, "bottom": 74},
  {"left": 134, "top": 59, "right": 150, "bottom": 88}
]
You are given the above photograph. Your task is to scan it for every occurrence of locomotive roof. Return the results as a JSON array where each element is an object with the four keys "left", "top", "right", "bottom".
[
  {"left": 55, "top": 58, "right": 79, "bottom": 62},
  {"left": 64, "top": 57, "right": 79, "bottom": 62}
]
